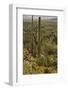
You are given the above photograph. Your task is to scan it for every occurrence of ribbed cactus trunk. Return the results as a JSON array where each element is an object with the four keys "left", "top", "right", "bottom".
[{"left": 37, "top": 17, "right": 41, "bottom": 57}]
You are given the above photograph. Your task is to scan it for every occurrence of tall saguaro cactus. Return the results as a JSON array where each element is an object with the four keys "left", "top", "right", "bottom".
[
  {"left": 31, "top": 15, "right": 37, "bottom": 57},
  {"left": 37, "top": 17, "right": 41, "bottom": 57},
  {"left": 31, "top": 16, "right": 41, "bottom": 58}
]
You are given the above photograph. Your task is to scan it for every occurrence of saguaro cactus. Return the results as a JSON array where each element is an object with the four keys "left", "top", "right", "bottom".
[
  {"left": 31, "top": 16, "right": 41, "bottom": 58},
  {"left": 37, "top": 17, "right": 41, "bottom": 57}
]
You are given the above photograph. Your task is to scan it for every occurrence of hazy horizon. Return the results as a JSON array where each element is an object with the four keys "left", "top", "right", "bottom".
[{"left": 23, "top": 15, "right": 57, "bottom": 22}]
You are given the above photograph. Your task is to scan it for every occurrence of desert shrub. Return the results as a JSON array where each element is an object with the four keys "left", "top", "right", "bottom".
[
  {"left": 36, "top": 55, "right": 48, "bottom": 66},
  {"left": 47, "top": 55, "right": 57, "bottom": 67},
  {"left": 44, "top": 66, "right": 57, "bottom": 73},
  {"left": 49, "top": 66, "right": 57, "bottom": 73},
  {"left": 41, "top": 41, "right": 57, "bottom": 58},
  {"left": 44, "top": 67, "right": 49, "bottom": 73},
  {"left": 36, "top": 66, "right": 45, "bottom": 73},
  {"left": 32, "top": 66, "right": 45, "bottom": 74},
  {"left": 23, "top": 61, "right": 32, "bottom": 74},
  {"left": 46, "top": 43, "right": 57, "bottom": 55}
]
